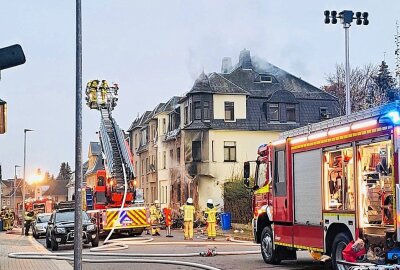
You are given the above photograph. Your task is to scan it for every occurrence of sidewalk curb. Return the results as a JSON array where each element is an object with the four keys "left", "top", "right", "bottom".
[{"left": 28, "top": 237, "right": 72, "bottom": 270}]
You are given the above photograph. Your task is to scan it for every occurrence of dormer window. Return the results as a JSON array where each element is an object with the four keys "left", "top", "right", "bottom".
[{"left": 260, "top": 75, "right": 272, "bottom": 83}]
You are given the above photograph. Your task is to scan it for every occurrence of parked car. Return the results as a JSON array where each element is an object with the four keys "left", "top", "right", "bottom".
[
  {"left": 32, "top": 213, "right": 51, "bottom": 239},
  {"left": 45, "top": 208, "right": 99, "bottom": 251}
]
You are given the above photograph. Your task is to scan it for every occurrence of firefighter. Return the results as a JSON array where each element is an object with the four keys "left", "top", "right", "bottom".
[
  {"left": 100, "top": 80, "right": 108, "bottom": 105},
  {"left": 205, "top": 199, "right": 217, "bottom": 240},
  {"left": 181, "top": 198, "right": 195, "bottom": 240},
  {"left": 4, "top": 208, "right": 13, "bottom": 230},
  {"left": 88, "top": 80, "right": 99, "bottom": 107},
  {"left": 1, "top": 207, "right": 7, "bottom": 231},
  {"left": 163, "top": 206, "right": 173, "bottom": 237},
  {"left": 150, "top": 200, "right": 161, "bottom": 236},
  {"left": 24, "top": 210, "right": 35, "bottom": 236}
]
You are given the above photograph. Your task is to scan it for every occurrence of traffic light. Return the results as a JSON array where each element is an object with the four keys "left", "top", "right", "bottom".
[{"left": 0, "top": 99, "right": 6, "bottom": 134}]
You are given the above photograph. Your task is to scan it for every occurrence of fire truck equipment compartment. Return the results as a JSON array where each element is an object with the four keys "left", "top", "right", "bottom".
[{"left": 293, "top": 149, "right": 322, "bottom": 225}]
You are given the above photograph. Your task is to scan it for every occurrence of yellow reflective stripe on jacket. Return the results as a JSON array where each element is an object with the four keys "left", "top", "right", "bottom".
[
  {"left": 150, "top": 206, "right": 161, "bottom": 221},
  {"left": 183, "top": 205, "right": 195, "bottom": 221},
  {"left": 205, "top": 207, "right": 217, "bottom": 223},
  {"left": 254, "top": 183, "right": 270, "bottom": 195}
]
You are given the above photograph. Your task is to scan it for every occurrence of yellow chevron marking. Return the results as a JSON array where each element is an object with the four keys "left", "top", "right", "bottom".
[
  {"left": 129, "top": 210, "right": 147, "bottom": 225},
  {"left": 135, "top": 210, "right": 148, "bottom": 224}
]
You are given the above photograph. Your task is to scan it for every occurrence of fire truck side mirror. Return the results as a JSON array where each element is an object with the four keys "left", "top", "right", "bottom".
[{"left": 243, "top": 162, "right": 250, "bottom": 179}]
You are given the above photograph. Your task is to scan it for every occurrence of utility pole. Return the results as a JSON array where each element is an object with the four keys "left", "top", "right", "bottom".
[
  {"left": 14, "top": 165, "right": 20, "bottom": 213},
  {"left": 74, "top": 0, "right": 83, "bottom": 269},
  {"left": 22, "top": 128, "right": 33, "bottom": 235}
]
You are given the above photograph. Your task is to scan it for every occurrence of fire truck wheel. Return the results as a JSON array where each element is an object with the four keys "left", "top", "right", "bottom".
[
  {"left": 261, "top": 226, "right": 281, "bottom": 264},
  {"left": 51, "top": 236, "right": 59, "bottom": 251},
  {"left": 331, "top": 232, "right": 351, "bottom": 270}
]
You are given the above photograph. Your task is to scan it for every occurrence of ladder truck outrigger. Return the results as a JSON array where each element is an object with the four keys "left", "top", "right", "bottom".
[
  {"left": 244, "top": 101, "right": 400, "bottom": 270},
  {"left": 84, "top": 80, "right": 150, "bottom": 236}
]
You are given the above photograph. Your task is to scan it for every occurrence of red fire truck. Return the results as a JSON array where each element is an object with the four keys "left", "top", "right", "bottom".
[
  {"left": 84, "top": 81, "right": 150, "bottom": 236},
  {"left": 244, "top": 101, "right": 400, "bottom": 269}
]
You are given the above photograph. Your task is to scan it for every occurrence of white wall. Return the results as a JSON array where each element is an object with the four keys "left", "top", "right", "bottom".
[
  {"left": 197, "top": 130, "right": 279, "bottom": 210},
  {"left": 213, "top": 94, "right": 247, "bottom": 120}
]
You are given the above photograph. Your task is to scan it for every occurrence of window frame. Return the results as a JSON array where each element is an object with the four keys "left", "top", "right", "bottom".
[
  {"left": 224, "top": 141, "right": 237, "bottom": 162},
  {"left": 320, "top": 107, "right": 329, "bottom": 120},
  {"left": 269, "top": 103, "right": 279, "bottom": 121},
  {"left": 286, "top": 104, "right": 296, "bottom": 122},
  {"left": 224, "top": 101, "right": 235, "bottom": 121},
  {"left": 192, "top": 141, "right": 202, "bottom": 162},
  {"left": 274, "top": 150, "right": 286, "bottom": 196},
  {"left": 260, "top": 75, "right": 272, "bottom": 83},
  {"left": 203, "top": 101, "right": 210, "bottom": 120},
  {"left": 194, "top": 101, "right": 202, "bottom": 120}
]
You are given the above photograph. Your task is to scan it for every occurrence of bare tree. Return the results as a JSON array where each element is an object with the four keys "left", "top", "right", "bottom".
[{"left": 323, "top": 64, "right": 384, "bottom": 114}]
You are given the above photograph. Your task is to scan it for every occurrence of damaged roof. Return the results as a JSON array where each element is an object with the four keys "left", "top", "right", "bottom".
[
  {"left": 221, "top": 54, "right": 336, "bottom": 101},
  {"left": 127, "top": 111, "right": 152, "bottom": 131},
  {"left": 187, "top": 71, "right": 249, "bottom": 96}
]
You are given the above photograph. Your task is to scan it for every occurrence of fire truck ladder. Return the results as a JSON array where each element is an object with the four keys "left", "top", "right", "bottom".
[{"left": 99, "top": 107, "right": 135, "bottom": 189}]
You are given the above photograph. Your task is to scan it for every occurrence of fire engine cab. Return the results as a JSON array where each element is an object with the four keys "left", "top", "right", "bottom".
[{"left": 244, "top": 101, "right": 400, "bottom": 269}]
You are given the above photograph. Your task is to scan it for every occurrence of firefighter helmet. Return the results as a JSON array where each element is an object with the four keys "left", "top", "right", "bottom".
[
  {"left": 186, "top": 198, "right": 193, "bottom": 204},
  {"left": 207, "top": 199, "right": 214, "bottom": 204}
]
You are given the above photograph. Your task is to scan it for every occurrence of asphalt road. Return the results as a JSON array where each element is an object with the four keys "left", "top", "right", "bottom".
[{"left": 35, "top": 230, "right": 329, "bottom": 270}]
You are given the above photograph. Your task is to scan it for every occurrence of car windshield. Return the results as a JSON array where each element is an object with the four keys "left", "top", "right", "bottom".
[
  {"left": 55, "top": 211, "right": 90, "bottom": 223},
  {"left": 37, "top": 215, "right": 50, "bottom": 223}
]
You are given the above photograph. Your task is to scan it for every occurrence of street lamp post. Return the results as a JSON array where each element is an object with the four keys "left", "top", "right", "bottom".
[
  {"left": 324, "top": 10, "right": 369, "bottom": 115},
  {"left": 22, "top": 128, "right": 33, "bottom": 235},
  {"left": 75, "top": 0, "right": 83, "bottom": 269},
  {"left": 14, "top": 165, "right": 20, "bottom": 213}
]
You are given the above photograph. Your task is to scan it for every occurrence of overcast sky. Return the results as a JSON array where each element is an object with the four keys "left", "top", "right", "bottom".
[{"left": 0, "top": 1, "right": 399, "bottom": 179}]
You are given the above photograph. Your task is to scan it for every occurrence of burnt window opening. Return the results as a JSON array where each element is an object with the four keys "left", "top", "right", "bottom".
[
  {"left": 225, "top": 102, "right": 234, "bottom": 121},
  {"left": 286, "top": 104, "right": 296, "bottom": 122},
  {"left": 177, "top": 147, "right": 181, "bottom": 163},
  {"left": 192, "top": 141, "right": 201, "bottom": 162},
  {"left": 224, "top": 141, "right": 236, "bottom": 162},
  {"left": 184, "top": 105, "right": 189, "bottom": 125},
  {"left": 203, "top": 101, "right": 210, "bottom": 120},
  {"left": 260, "top": 75, "right": 272, "bottom": 83},
  {"left": 269, "top": 103, "right": 279, "bottom": 121},
  {"left": 320, "top": 107, "right": 330, "bottom": 120},
  {"left": 194, "top": 101, "right": 202, "bottom": 120}
]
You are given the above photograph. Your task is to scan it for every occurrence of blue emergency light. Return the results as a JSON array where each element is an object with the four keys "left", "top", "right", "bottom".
[{"left": 380, "top": 110, "right": 400, "bottom": 125}]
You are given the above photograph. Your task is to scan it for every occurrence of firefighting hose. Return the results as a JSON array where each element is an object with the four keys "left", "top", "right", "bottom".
[{"left": 8, "top": 158, "right": 258, "bottom": 270}]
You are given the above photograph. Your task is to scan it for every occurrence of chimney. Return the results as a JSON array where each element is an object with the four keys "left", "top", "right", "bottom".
[
  {"left": 239, "top": 49, "right": 252, "bottom": 69},
  {"left": 221, "top": 57, "right": 232, "bottom": 73}
]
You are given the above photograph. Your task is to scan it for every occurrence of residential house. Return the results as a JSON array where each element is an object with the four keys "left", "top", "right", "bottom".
[
  {"left": 154, "top": 96, "right": 182, "bottom": 209},
  {"left": 128, "top": 111, "right": 152, "bottom": 191},
  {"left": 180, "top": 49, "right": 339, "bottom": 209},
  {"left": 84, "top": 142, "right": 104, "bottom": 188},
  {"left": 42, "top": 180, "right": 69, "bottom": 203},
  {"left": 128, "top": 104, "right": 165, "bottom": 204},
  {"left": 128, "top": 49, "right": 340, "bottom": 210},
  {"left": 0, "top": 178, "right": 29, "bottom": 211}
]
